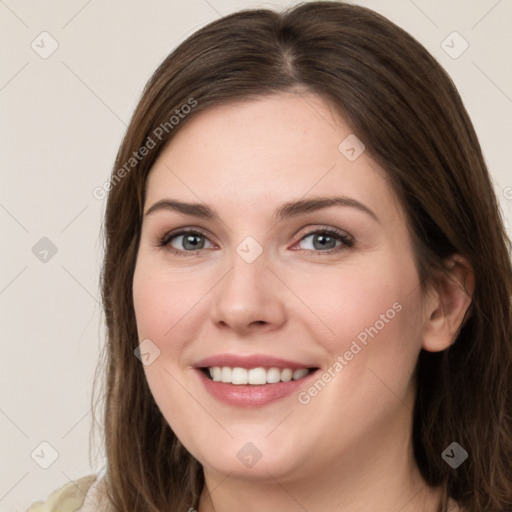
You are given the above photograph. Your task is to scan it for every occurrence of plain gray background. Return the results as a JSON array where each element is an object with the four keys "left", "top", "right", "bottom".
[{"left": 1, "top": 0, "right": 511, "bottom": 509}]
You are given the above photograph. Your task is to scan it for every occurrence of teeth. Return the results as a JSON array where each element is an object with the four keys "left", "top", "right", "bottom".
[
  {"left": 207, "top": 366, "right": 312, "bottom": 385},
  {"left": 211, "top": 366, "right": 222, "bottom": 381},
  {"left": 292, "top": 368, "right": 309, "bottom": 380},
  {"left": 231, "top": 367, "right": 248, "bottom": 385},
  {"left": 248, "top": 367, "right": 267, "bottom": 385},
  {"left": 281, "top": 368, "right": 293, "bottom": 382},
  {"left": 221, "top": 367, "right": 232, "bottom": 383},
  {"left": 266, "top": 367, "right": 281, "bottom": 383}
]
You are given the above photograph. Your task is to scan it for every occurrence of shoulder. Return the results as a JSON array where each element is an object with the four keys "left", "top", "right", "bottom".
[{"left": 25, "top": 474, "right": 98, "bottom": 512}]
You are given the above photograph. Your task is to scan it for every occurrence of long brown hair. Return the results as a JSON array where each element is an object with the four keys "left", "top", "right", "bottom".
[{"left": 92, "top": 2, "right": 512, "bottom": 510}]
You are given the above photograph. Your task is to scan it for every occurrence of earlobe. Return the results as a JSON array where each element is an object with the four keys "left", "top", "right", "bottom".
[{"left": 421, "top": 255, "right": 475, "bottom": 353}]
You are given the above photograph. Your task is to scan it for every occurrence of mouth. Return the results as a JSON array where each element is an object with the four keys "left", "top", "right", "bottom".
[
  {"left": 199, "top": 366, "right": 318, "bottom": 385},
  {"left": 193, "top": 354, "right": 320, "bottom": 406}
]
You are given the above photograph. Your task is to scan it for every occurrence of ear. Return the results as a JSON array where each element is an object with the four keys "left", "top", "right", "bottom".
[{"left": 421, "top": 255, "right": 475, "bottom": 352}]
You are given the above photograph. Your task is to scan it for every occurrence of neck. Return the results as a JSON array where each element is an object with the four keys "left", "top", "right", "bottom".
[
  {"left": 197, "top": 389, "right": 444, "bottom": 512},
  {"left": 199, "top": 457, "right": 443, "bottom": 512}
]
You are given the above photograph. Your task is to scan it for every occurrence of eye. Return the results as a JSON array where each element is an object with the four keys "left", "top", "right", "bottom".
[
  {"left": 157, "top": 226, "right": 353, "bottom": 256},
  {"left": 159, "top": 229, "right": 215, "bottom": 255},
  {"left": 293, "top": 228, "right": 353, "bottom": 254}
]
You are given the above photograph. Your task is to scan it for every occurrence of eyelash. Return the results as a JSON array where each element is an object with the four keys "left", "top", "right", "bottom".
[{"left": 157, "top": 227, "right": 354, "bottom": 257}]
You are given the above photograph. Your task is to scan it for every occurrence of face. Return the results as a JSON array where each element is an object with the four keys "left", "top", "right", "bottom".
[{"left": 132, "top": 93, "right": 428, "bottom": 485}]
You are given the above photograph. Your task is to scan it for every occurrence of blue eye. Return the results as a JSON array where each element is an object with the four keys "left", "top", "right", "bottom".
[
  {"left": 158, "top": 227, "right": 353, "bottom": 256},
  {"left": 294, "top": 228, "right": 353, "bottom": 253},
  {"left": 160, "top": 230, "right": 214, "bottom": 254}
]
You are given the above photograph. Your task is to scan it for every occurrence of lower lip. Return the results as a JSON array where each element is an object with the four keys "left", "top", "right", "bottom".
[{"left": 196, "top": 369, "right": 318, "bottom": 407}]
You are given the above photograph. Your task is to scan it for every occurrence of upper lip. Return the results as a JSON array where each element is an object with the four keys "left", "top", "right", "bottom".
[{"left": 194, "top": 354, "right": 316, "bottom": 370}]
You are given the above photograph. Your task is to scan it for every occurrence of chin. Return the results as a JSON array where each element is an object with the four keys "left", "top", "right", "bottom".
[{"left": 185, "top": 433, "right": 311, "bottom": 481}]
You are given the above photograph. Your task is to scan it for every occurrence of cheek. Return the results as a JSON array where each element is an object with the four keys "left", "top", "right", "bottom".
[
  {"left": 289, "top": 259, "right": 423, "bottom": 443},
  {"left": 132, "top": 261, "right": 210, "bottom": 352},
  {"left": 132, "top": 262, "right": 208, "bottom": 425},
  {"left": 288, "top": 251, "right": 423, "bottom": 374}
]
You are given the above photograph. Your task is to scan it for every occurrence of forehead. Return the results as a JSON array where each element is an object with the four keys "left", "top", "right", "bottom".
[{"left": 145, "top": 93, "right": 402, "bottom": 223}]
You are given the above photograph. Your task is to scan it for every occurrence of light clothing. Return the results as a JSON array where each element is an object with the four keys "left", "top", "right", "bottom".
[
  {"left": 25, "top": 475, "right": 462, "bottom": 511},
  {"left": 25, "top": 474, "right": 101, "bottom": 512}
]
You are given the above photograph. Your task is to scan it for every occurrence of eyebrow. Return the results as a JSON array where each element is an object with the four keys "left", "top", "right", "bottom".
[{"left": 144, "top": 196, "right": 379, "bottom": 223}]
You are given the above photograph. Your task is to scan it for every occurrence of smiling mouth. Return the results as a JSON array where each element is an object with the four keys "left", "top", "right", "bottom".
[{"left": 200, "top": 366, "right": 319, "bottom": 385}]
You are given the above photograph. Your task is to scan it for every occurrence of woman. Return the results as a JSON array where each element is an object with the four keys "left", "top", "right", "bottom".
[{"left": 26, "top": 1, "right": 512, "bottom": 511}]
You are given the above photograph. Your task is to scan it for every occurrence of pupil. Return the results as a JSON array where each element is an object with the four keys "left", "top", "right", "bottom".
[
  {"left": 314, "top": 234, "right": 335, "bottom": 250},
  {"left": 184, "top": 234, "right": 203, "bottom": 250}
]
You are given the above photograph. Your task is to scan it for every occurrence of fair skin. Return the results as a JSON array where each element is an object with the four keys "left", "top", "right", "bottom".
[{"left": 132, "top": 93, "right": 472, "bottom": 512}]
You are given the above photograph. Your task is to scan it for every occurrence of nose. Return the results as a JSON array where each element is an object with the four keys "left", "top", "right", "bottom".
[{"left": 210, "top": 250, "right": 287, "bottom": 335}]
